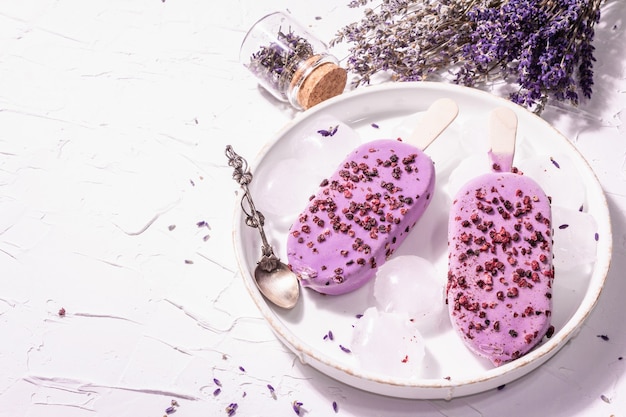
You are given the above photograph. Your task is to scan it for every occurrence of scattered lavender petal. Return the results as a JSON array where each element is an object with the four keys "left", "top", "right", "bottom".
[
  {"left": 292, "top": 401, "right": 303, "bottom": 415},
  {"left": 226, "top": 403, "right": 238, "bottom": 416},
  {"left": 332, "top": 401, "right": 339, "bottom": 413},
  {"left": 214, "top": 378, "right": 222, "bottom": 387},
  {"left": 339, "top": 345, "right": 352, "bottom": 353},
  {"left": 597, "top": 334, "right": 609, "bottom": 341},
  {"left": 550, "top": 157, "right": 561, "bottom": 169},
  {"left": 559, "top": 224, "right": 569, "bottom": 229},
  {"left": 239, "top": 366, "right": 246, "bottom": 372},
  {"left": 184, "top": 259, "right": 194, "bottom": 264},
  {"left": 165, "top": 405, "right": 177, "bottom": 414},
  {"left": 356, "top": 313, "right": 363, "bottom": 319},
  {"left": 328, "top": 330, "right": 334, "bottom": 341},
  {"left": 267, "top": 384, "right": 277, "bottom": 399},
  {"left": 317, "top": 125, "right": 339, "bottom": 137},
  {"left": 595, "top": 232, "right": 599, "bottom": 241},
  {"left": 371, "top": 123, "right": 379, "bottom": 129},
  {"left": 168, "top": 224, "right": 176, "bottom": 231},
  {"left": 601, "top": 394, "right": 611, "bottom": 404},
  {"left": 213, "top": 388, "right": 222, "bottom": 396}
]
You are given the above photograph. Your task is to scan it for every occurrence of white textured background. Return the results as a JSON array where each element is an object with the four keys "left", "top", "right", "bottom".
[{"left": 1, "top": 1, "right": 625, "bottom": 416}]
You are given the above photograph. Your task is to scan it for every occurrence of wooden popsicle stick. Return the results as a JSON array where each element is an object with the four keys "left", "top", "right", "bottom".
[
  {"left": 407, "top": 97, "right": 459, "bottom": 150},
  {"left": 488, "top": 106, "right": 518, "bottom": 173}
]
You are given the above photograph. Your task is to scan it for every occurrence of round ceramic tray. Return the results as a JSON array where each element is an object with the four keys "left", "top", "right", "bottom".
[{"left": 232, "top": 82, "right": 612, "bottom": 399}]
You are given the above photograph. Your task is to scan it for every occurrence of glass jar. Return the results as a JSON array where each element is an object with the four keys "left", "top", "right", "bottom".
[{"left": 240, "top": 11, "right": 347, "bottom": 110}]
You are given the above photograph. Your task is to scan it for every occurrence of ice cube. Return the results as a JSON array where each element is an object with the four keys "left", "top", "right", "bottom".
[
  {"left": 288, "top": 115, "right": 361, "bottom": 177},
  {"left": 458, "top": 113, "right": 490, "bottom": 156},
  {"left": 373, "top": 255, "right": 445, "bottom": 331},
  {"left": 520, "top": 153, "right": 586, "bottom": 211},
  {"left": 254, "top": 116, "right": 361, "bottom": 229},
  {"left": 252, "top": 157, "right": 315, "bottom": 230},
  {"left": 552, "top": 206, "right": 598, "bottom": 271},
  {"left": 351, "top": 307, "right": 425, "bottom": 379},
  {"left": 391, "top": 110, "right": 426, "bottom": 140},
  {"left": 446, "top": 154, "right": 491, "bottom": 198}
]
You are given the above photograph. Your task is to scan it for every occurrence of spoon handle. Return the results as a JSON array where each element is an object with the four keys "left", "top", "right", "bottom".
[{"left": 225, "top": 145, "right": 279, "bottom": 271}]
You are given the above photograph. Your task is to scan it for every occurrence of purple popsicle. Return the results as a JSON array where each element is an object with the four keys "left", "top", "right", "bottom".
[
  {"left": 447, "top": 107, "right": 554, "bottom": 366},
  {"left": 287, "top": 98, "right": 458, "bottom": 295}
]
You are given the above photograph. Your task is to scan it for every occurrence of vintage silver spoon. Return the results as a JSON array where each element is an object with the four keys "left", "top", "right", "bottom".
[{"left": 225, "top": 145, "right": 300, "bottom": 309}]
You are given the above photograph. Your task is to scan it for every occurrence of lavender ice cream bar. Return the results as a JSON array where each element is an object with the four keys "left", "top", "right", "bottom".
[
  {"left": 447, "top": 171, "right": 554, "bottom": 366},
  {"left": 287, "top": 139, "right": 436, "bottom": 295}
]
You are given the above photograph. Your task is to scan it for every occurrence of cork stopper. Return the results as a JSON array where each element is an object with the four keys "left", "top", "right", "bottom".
[{"left": 291, "top": 57, "right": 347, "bottom": 110}]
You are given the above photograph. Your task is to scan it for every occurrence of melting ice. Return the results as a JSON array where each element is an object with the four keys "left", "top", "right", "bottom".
[
  {"left": 373, "top": 255, "right": 445, "bottom": 331},
  {"left": 253, "top": 116, "right": 360, "bottom": 230},
  {"left": 351, "top": 307, "right": 426, "bottom": 379}
]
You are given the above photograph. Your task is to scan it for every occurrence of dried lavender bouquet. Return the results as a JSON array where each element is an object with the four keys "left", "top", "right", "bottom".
[{"left": 331, "top": 0, "right": 604, "bottom": 113}]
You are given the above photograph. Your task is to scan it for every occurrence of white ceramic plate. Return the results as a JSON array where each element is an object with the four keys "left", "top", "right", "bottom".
[{"left": 232, "top": 82, "right": 612, "bottom": 399}]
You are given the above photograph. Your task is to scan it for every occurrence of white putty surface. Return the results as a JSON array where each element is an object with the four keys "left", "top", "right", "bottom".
[{"left": 1, "top": 1, "right": 625, "bottom": 416}]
